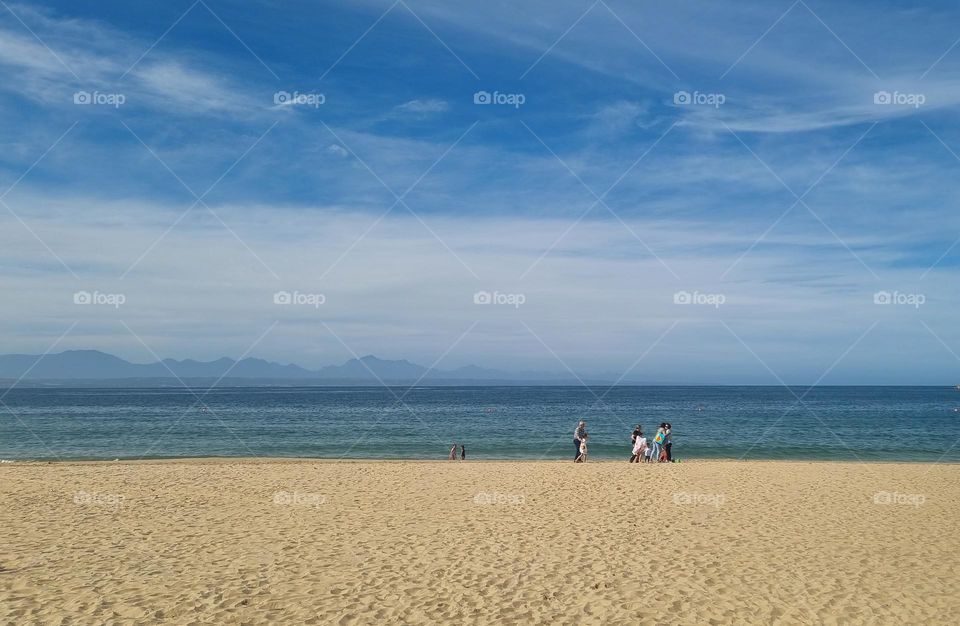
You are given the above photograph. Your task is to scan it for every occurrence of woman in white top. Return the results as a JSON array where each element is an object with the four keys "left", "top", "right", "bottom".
[{"left": 631, "top": 430, "right": 647, "bottom": 463}]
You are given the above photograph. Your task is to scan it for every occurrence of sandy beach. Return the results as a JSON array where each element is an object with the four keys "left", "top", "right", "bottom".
[{"left": 1, "top": 459, "right": 958, "bottom": 624}]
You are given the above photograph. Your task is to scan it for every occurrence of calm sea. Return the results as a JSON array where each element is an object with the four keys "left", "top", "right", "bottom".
[{"left": 1, "top": 386, "right": 959, "bottom": 462}]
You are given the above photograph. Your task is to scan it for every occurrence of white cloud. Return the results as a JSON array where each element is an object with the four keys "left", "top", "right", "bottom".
[
  {"left": 352, "top": 0, "right": 960, "bottom": 134},
  {"left": 0, "top": 5, "right": 264, "bottom": 116},
  {"left": 584, "top": 100, "right": 654, "bottom": 137},
  {"left": 0, "top": 191, "right": 956, "bottom": 382},
  {"left": 393, "top": 98, "right": 449, "bottom": 116}
]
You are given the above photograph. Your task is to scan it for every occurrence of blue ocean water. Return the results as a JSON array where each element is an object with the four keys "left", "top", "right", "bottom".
[{"left": 1, "top": 386, "right": 958, "bottom": 462}]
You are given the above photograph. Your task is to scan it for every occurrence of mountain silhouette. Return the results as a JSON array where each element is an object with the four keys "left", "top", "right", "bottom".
[{"left": 0, "top": 350, "right": 554, "bottom": 384}]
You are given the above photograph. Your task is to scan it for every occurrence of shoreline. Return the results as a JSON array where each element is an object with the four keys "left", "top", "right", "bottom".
[{"left": 3, "top": 456, "right": 959, "bottom": 466}]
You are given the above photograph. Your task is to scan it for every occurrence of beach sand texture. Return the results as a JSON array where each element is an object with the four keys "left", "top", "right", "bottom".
[{"left": 1, "top": 459, "right": 958, "bottom": 624}]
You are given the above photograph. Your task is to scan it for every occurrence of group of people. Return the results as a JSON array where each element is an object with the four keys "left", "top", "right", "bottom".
[
  {"left": 629, "top": 423, "right": 672, "bottom": 463},
  {"left": 572, "top": 420, "right": 674, "bottom": 463},
  {"left": 446, "top": 422, "right": 674, "bottom": 462}
]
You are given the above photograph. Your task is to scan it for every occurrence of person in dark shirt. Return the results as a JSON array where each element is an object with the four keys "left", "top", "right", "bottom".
[
  {"left": 664, "top": 423, "right": 673, "bottom": 462},
  {"left": 460, "top": 444, "right": 466, "bottom": 460},
  {"left": 573, "top": 420, "right": 587, "bottom": 461}
]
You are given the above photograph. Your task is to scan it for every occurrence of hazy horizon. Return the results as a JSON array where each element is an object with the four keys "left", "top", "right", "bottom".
[{"left": 0, "top": 348, "right": 957, "bottom": 387}]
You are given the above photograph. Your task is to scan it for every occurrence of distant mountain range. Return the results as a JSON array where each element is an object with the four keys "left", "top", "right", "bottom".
[{"left": 0, "top": 350, "right": 578, "bottom": 386}]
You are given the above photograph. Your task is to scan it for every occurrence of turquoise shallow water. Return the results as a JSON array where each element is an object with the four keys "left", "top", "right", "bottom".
[{"left": 1, "top": 386, "right": 959, "bottom": 461}]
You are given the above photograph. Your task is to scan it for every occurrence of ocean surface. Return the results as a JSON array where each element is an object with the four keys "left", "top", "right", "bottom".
[{"left": 1, "top": 386, "right": 959, "bottom": 462}]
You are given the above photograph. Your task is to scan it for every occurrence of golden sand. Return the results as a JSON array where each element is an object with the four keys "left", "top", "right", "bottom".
[{"left": 1, "top": 459, "right": 957, "bottom": 624}]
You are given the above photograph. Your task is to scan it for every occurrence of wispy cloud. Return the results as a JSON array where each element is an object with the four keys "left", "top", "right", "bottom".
[
  {"left": 0, "top": 3, "right": 265, "bottom": 116},
  {"left": 394, "top": 98, "right": 448, "bottom": 115},
  {"left": 1, "top": 189, "right": 956, "bottom": 382}
]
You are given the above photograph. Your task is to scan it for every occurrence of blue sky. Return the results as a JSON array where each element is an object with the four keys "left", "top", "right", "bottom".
[{"left": 1, "top": 0, "right": 959, "bottom": 383}]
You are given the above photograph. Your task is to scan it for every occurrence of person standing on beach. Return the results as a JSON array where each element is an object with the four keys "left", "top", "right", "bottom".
[
  {"left": 574, "top": 421, "right": 587, "bottom": 461},
  {"left": 631, "top": 428, "right": 647, "bottom": 463},
  {"left": 460, "top": 444, "right": 466, "bottom": 461},
  {"left": 650, "top": 424, "right": 665, "bottom": 463},
  {"left": 449, "top": 444, "right": 458, "bottom": 460},
  {"left": 664, "top": 423, "right": 673, "bottom": 462},
  {"left": 629, "top": 425, "right": 642, "bottom": 462}
]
